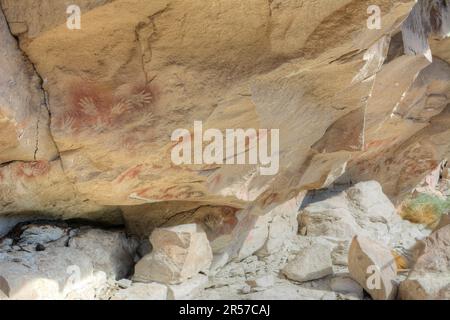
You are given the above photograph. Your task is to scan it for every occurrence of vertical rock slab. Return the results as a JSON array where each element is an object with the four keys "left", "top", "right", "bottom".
[
  {"left": 0, "top": 7, "right": 57, "bottom": 163},
  {"left": 134, "top": 224, "right": 213, "bottom": 284},
  {"left": 399, "top": 224, "right": 450, "bottom": 300},
  {"left": 348, "top": 235, "right": 398, "bottom": 300},
  {"left": 402, "top": 0, "right": 450, "bottom": 59}
]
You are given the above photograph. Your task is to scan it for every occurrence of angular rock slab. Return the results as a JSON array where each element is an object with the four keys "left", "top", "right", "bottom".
[
  {"left": 134, "top": 224, "right": 212, "bottom": 284},
  {"left": 399, "top": 224, "right": 450, "bottom": 300},
  {"left": 0, "top": 7, "right": 57, "bottom": 163},
  {"left": 282, "top": 244, "right": 333, "bottom": 282},
  {"left": 348, "top": 236, "right": 397, "bottom": 300}
]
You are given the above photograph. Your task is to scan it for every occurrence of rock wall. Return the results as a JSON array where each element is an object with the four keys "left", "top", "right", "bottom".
[{"left": 0, "top": 0, "right": 449, "bottom": 256}]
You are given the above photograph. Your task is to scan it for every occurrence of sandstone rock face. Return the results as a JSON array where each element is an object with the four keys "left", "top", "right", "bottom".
[
  {"left": 0, "top": 7, "right": 117, "bottom": 221},
  {"left": 0, "top": 159, "right": 122, "bottom": 222},
  {"left": 133, "top": 224, "right": 212, "bottom": 284},
  {"left": 348, "top": 236, "right": 398, "bottom": 300},
  {"left": 0, "top": 0, "right": 447, "bottom": 224},
  {"left": 0, "top": 7, "right": 56, "bottom": 163},
  {"left": 399, "top": 224, "right": 450, "bottom": 300}
]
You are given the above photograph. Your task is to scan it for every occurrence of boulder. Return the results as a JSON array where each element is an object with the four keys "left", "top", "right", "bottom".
[
  {"left": 256, "top": 196, "right": 302, "bottom": 256},
  {"left": 0, "top": 262, "right": 60, "bottom": 300},
  {"left": 299, "top": 181, "right": 429, "bottom": 265},
  {"left": 399, "top": 225, "right": 450, "bottom": 300},
  {"left": 348, "top": 236, "right": 397, "bottom": 300},
  {"left": 0, "top": 247, "right": 95, "bottom": 299},
  {"left": 235, "top": 195, "right": 303, "bottom": 260},
  {"left": 237, "top": 214, "right": 271, "bottom": 260},
  {"left": 65, "top": 270, "right": 109, "bottom": 300},
  {"left": 0, "top": 223, "right": 140, "bottom": 299},
  {"left": 134, "top": 224, "right": 212, "bottom": 284},
  {"left": 17, "top": 224, "right": 68, "bottom": 245},
  {"left": 282, "top": 244, "right": 333, "bottom": 282},
  {"left": 68, "top": 228, "right": 139, "bottom": 279}
]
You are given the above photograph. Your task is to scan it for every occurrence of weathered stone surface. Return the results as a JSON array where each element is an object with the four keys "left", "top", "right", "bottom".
[
  {"left": 0, "top": 159, "right": 122, "bottom": 223},
  {"left": 1, "top": 8, "right": 116, "bottom": 220},
  {"left": 348, "top": 235, "right": 398, "bottom": 300},
  {"left": 399, "top": 224, "right": 450, "bottom": 300},
  {"left": 0, "top": 222, "right": 141, "bottom": 299},
  {"left": 237, "top": 214, "right": 271, "bottom": 260},
  {"left": 299, "top": 181, "right": 429, "bottom": 263},
  {"left": 0, "top": 0, "right": 437, "bottom": 221},
  {"left": 0, "top": 247, "right": 94, "bottom": 299},
  {"left": 402, "top": 0, "right": 450, "bottom": 58},
  {"left": 116, "top": 278, "right": 132, "bottom": 289},
  {"left": 0, "top": 7, "right": 57, "bottom": 164},
  {"left": 245, "top": 280, "right": 338, "bottom": 301},
  {"left": 167, "top": 274, "right": 208, "bottom": 300},
  {"left": 68, "top": 228, "right": 139, "bottom": 280},
  {"left": 330, "top": 276, "right": 364, "bottom": 299},
  {"left": 134, "top": 224, "right": 212, "bottom": 284},
  {"left": 256, "top": 196, "right": 303, "bottom": 256},
  {"left": 111, "top": 282, "right": 167, "bottom": 300},
  {"left": 436, "top": 214, "right": 450, "bottom": 231},
  {"left": 123, "top": 202, "right": 241, "bottom": 254},
  {"left": 0, "top": 262, "right": 60, "bottom": 300},
  {"left": 246, "top": 274, "right": 275, "bottom": 290},
  {"left": 282, "top": 244, "right": 333, "bottom": 282},
  {"left": 341, "top": 57, "right": 450, "bottom": 203},
  {"left": 0, "top": 0, "right": 450, "bottom": 301},
  {"left": 17, "top": 224, "right": 68, "bottom": 245}
]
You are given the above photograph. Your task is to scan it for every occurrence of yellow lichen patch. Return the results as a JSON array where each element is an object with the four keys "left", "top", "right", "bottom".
[
  {"left": 392, "top": 250, "right": 410, "bottom": 270},
  {"left": 399, "top": 194, "right": 449, "bottom": 229}
]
